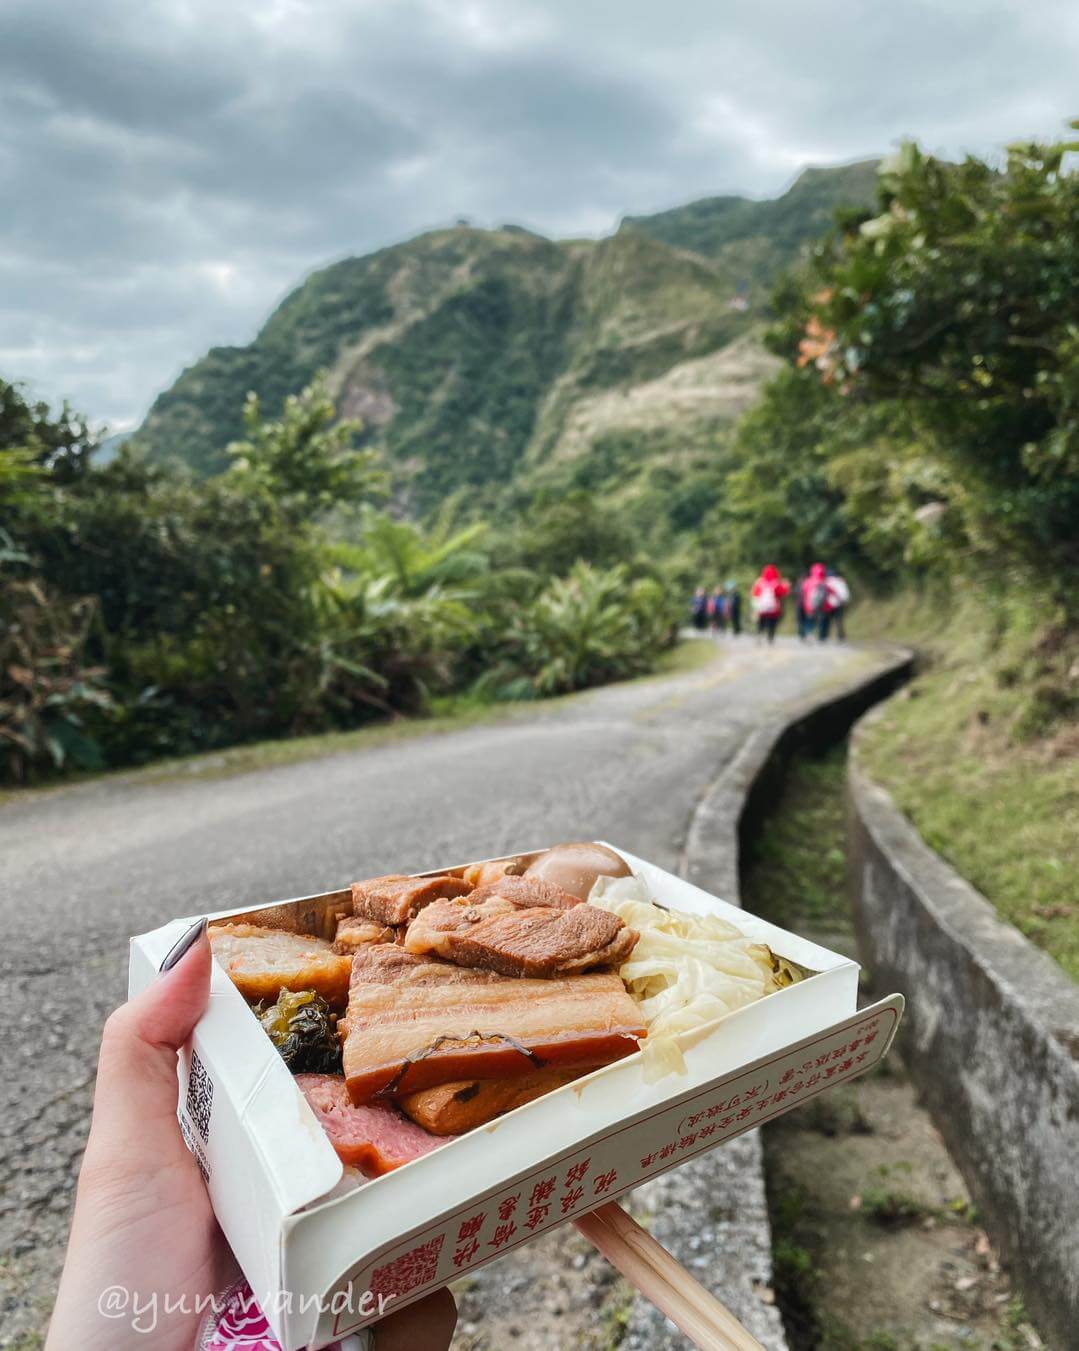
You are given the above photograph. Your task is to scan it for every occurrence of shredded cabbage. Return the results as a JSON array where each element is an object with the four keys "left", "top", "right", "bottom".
[{"left": 589, "top": 874, "right": 800, "bottom": 1080}]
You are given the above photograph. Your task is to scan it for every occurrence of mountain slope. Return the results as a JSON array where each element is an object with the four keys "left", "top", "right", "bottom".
[
  {"left": 133, "top": 161, "right": 879, "bottom": 516},
  {"left": 623, "top": 158, "right": 879, "bottom": 282}
]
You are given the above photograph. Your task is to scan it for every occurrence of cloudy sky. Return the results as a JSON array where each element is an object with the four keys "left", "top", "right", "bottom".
[{"left": 3, "top": 0, "right": 1077, "bottom": 432}]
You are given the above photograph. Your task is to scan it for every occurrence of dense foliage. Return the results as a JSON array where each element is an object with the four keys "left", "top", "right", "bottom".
[
  {"left": 371, "top": 269, "right": 577, "bottom": 510},
  {"left": 706, "top": 131, "right": 1079, "bottom": 606},
  {"left": 477, "top": 563, "right": 676, "bottom": 700},
  {"left": 1, "top": 377, "right": 678, "bottom": 783},
  {"left": 0, "top": 579, "right": 110, "bottom": 779}
]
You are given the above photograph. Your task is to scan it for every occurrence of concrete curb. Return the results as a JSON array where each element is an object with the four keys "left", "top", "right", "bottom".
[
  {"left": 622, "top": 647, "right": 913, "bottom": 1351},
  {"left": 848, "top": 717, "right": 1079, "bottom": 1350}
]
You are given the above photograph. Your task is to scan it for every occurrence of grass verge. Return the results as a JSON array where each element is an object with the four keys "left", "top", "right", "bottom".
[
  {"left": 848, "top": 590, "right": 1078, "bottom": 980},
  {"left": 743, "top": 744, "right": 851, "bottom": 941}
]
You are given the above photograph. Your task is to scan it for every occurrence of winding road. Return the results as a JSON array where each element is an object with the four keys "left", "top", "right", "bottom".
[{"left": 0, "top": 636, "right": 886, "bottom": 1349}]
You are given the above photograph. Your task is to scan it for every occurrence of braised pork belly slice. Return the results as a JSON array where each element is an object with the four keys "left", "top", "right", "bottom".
[
  {"left": 351, "top": 873, "right": 471, "bottom": 928},
  {"left": 333, "top": 916, "right": 396, "bottom": 954},
  {"left": 404, "top": 893, "right": 638, "bottom": 978},
  {"left": 342, "top": 943, "right": 645, "bottom": 1104},
  {"left": 208, "top": 923, "right": 352, "bottom": 1007},
  {"left": 398, "top": 1066, "right": 586, "bottom": 1136}
]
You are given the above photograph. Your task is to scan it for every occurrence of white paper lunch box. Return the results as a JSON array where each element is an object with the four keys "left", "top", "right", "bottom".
[{"left": 128, "top": 843, "right": 904, "bottom": 1349}]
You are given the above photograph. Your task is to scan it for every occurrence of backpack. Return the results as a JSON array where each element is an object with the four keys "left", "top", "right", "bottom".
[
  {"left": 806, "top": 582, "right": 829, "bottom": 617},
  {"left": 754, "top": 583, "right": 778, "bottom": 616}
]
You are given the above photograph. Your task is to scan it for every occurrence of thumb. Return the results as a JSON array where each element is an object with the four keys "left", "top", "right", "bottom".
[
  {"left": 127, "top": 919, "right": 213, "bottom": 1050},
  {"left": 87, "top": 923, "right": 212, "bottom": 1152}
]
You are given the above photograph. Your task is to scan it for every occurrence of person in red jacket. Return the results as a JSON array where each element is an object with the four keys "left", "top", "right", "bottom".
[
  {"left": 801, "top": 562, "right": 838, "bottom": 641},
  {"left": 751, "top": 563, "right": 791, "bottom": 644}
]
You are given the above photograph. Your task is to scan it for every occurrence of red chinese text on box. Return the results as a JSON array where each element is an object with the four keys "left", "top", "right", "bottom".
[{"left": 332, "top": 1006, "right": 897, "bottom": 1338}]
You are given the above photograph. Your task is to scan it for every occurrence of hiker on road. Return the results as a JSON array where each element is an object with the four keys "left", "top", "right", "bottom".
[
  {"left": 690, "top": 586, "right": 709, "bottom": 631},
  {"left": 794, "top": 568, "right": 813, "bottom": 641},
  {"left": 751, "top": 564, "right": 790, "bottom": 644},
  {"left": 709, "top": 584, "right": 727, "bottom": 635},
  {"left": 802, "top": 563, "right": 838, "bottom": 641},
  {"left": 725, "top": 579, "right": 743, "bottom": 637},
  {"left": 826, "top": 566, "right": 850, "bottom": 640}
]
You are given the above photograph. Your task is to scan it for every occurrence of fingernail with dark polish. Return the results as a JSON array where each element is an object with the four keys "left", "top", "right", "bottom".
[{"left": 159, "top": 916, "right": 208, "bottom": 973}]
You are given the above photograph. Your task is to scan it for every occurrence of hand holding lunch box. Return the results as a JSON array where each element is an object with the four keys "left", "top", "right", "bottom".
[{"left": 107, "top": 841, "right": 901, "bottom": 1349}]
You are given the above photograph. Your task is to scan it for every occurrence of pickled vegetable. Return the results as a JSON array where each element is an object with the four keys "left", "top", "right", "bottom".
[{"left": 255, "top": 988, "right": 342, "bottom": 1074}]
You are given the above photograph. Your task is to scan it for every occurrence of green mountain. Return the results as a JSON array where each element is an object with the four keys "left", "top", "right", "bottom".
[
  {"left": 134, "top": 160, "right": 879, "bottom": 519},
  {"left": 623, "top": 159, "right": 880, "bottom": 274}
]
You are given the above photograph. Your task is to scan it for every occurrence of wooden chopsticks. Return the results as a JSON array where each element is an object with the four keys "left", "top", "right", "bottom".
[{"left": 573, "top": 1201, "right": 765, "bottom": 1351}]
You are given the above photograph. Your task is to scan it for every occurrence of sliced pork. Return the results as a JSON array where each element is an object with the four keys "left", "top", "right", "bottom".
[
  {"left": 342, "top": 942, "right": 645, "bottom": 1104},
  {"left": 404, "top": 892, "right": 638, "bottom": 978},
  {"left": 209, "top": 924, "right": 352, "bottom": 1007},
  {"left": 460, "top": 856, "right": 527, "bottom": 888},
  {"left": 333, "top": 916, "right": 395, "bottom": 954},
  {"left": 351, "top": 873, "right": 471, "bottom": 927},
  {"left": 465, "top": 875, "right": 579, "bottom": 910},
  {"left": 296, "top": 1073, "right": 454, "bottom": 1177}
]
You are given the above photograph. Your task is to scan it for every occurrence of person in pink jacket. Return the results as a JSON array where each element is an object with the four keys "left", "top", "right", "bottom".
[
  {"left": 751, "top": 564, "right": 791, "bottom": 644},
  {"left": 801, "top": 562, "right": 840, "bottom": 641}
]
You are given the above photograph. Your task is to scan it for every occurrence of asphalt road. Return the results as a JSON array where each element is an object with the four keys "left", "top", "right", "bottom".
[{"left": 0, "top": 636, "right": 876, "bottom": 1347}]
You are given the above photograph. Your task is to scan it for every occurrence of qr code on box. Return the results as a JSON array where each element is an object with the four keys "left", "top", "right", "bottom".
[
  {"left": 179, "top": 1114, "right": 210, "bottom": 1181},
  {"left": 185, "top": 1050, "right": 213, "bottom": 1141},
  {"left": 369, "top": 1235, "right": 445, "bottom": 1299}
]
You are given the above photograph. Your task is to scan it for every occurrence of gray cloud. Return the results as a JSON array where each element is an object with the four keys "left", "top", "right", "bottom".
[{"left": 2, "top": 0, "right": 1078, "bottom": 430}]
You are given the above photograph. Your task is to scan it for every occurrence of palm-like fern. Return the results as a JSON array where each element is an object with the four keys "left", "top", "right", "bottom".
[
  {"left": 485, "top": 562, "right": 678, "bottom": 698},
  {"left": 328, "top": 505, "right": 489, "bottom": 596}
]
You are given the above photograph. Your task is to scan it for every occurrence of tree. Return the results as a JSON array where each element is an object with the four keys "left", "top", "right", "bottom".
[
  {"left": 716, "top": 367, "right": 850, "bottom": 572},
  {"left": 0, "top": 377, "right": 100, "bottom": 484},
  {"left": 784, "top": 132, "right": 1079, "bottom": 588},
  {"left": 225, "top": 374, "right": 383, "bottom": 520}
]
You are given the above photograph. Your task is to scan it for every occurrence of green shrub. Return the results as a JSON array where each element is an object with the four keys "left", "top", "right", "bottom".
[
  {"left": 0, "top": 579, "right": 111, "bottom": 781},
  {"left": 483, "top": 562, "right": 678, "bottom": 698}
]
